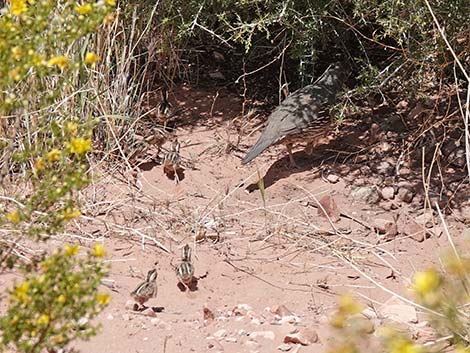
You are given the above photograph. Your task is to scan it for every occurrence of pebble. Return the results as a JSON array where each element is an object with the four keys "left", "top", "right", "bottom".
[
  {"left": 250, "top": 331, "right": 276, "bottom": 340},
  {"left": 278, "top": 343, "right": 293, "bottom": 351},
  {"left": 213, "top": 329, "right": 227, "bottom": 339},
  {"left": 381, "top": 186, "right": 395, "bottom": 200},
  {"left": 225, "top": 337, "right": 237, "bottom": 343},
  {"left": 150, "top": 318, "right": 171, "bottom": 330},
  {"left": 351, "top": 186, "right": 381, "bottom": 204},
  {"left": 397, "top": 187, "right": 414, "bottom": 203},
  {"left": 326, "top": 174, "right": 340, "bottom": 183}
]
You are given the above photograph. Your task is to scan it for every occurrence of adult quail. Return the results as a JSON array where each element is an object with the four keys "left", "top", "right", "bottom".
[{"left": 242, "top": 62, "right": 349, "bottom": 167}]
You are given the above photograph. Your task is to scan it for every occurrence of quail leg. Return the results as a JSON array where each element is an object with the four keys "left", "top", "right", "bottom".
[{"left": 285, "top": 143, "right": 298, "bottom": 168}]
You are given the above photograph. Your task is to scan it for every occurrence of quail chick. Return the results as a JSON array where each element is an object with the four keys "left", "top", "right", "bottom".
[
  {"left": 242, "top": 62, "right": 349, "bottom": 167},
  {"left": 176, "top": 244, "right": 194, "bottom": 288},
  {"left": 163, "top": 140, "right": 182, "bottom": 184},
  {"left": 157, "top": 88, "right": 173, "bottom": 128},
  {"left": 130, "top": 268, "right": 158, "bottom": 309}
]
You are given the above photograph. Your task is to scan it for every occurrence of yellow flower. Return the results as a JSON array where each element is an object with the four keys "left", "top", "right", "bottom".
[
  {"left": 96, "top": 291, "right": 110, "bottom": 305},
  {"left": 75, "top": 3, "right": 93, "bottom": 15},
  {"left": 11, "top": 46, "right": 23, "bottom": 60},
  {"left": 53, "top": 335, "right": 64, "bottom": 344},
  {"left": 65, "top": 121, "right": 78, "bottom": 136},
  {"left": 104, "top": 0, "right": 115, "bottom": 6},
  {"left": 62, "top": 208, "right": 81, "bottom": 221},
  {"left": 9, "top": 68, "right": 21, "bottom": 81},
  {"left": 9, "top": 0, "right": 28, "bottom": 16},
  {"left": 444, "top": 254, "right": 470, "bottom": 277},
  {"left": 84, "top": 51, "right": 99, "bottom": 67},
  {"left": 35, "top": 157, "right": 44, "bottom": 172},
  {"left": 455, "top": 344, "right": 470, "bottom": 353},
  {"left": 58, "top": 294, "right": 66, "bottom": 304},
  {"left": 47, "top": 55, "right": 69, "bottom": 70},
  {"left": 413, "top": 269, "right": 441, "bottom": 297},
  {"left": 36, "top": 314, "right": 50, "bottom": 326},
  {"left": 68, "top": 137, "right": 92, "bottom": 155},
  {"left": 329, "top": 312, "right": 346, "bottom": 329},
  {"left": 64, "top": 244, "right": 79, "bottom": 257},
  {"left": 13, "top": 281, "right": 30, "bottom": 303},
  {"left": 338, "top": 294, "right": 362, "bottom": 315},
  {"left": 6, "top": 210, "right": 20, "bottom": 224},
  {"left": 388, "top": 337, "right": 423, "bottom": 353},
  {"left": 103, "top": 13, "right": 115, "bottom": 25},
  {"left": 47, "top": 149, "right": 61, "bottom": 162},
  {"left": 92, "top": 243, "right": 106, "bottom": 258}
]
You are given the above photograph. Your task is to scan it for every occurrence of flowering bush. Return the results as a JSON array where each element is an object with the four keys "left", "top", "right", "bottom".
[
  {"left": 0, "top": 244, "right": 109, "bottom": 353},
  {"left": 0, "top": 1, "right": 114, "bottom": 352}
]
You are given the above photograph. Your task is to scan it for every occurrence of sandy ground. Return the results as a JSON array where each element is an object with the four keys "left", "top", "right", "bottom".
[{"left": 4, "top": 85, "right": 469, "bottom": 353}]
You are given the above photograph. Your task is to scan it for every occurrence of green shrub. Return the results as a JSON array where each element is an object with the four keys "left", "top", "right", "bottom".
[
  {"left": 0, "top": 1, "right": 114, "bottom": 352},
  {"left": 0, "top": 244, "right": 109, "bottom": 353}
]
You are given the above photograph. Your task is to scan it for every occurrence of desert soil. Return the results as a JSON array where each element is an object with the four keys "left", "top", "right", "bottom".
[{"left": 6, "top": 84, "right": 470, "bottom": 353}]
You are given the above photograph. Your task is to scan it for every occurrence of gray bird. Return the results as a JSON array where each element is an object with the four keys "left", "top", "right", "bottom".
[{"left": 242, "top": 62, "right": 349, "bottom": 167}]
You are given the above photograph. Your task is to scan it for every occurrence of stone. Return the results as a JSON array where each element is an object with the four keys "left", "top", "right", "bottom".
[
  {"left": 317, "top": 195, "right": 341, "bottom": 223},
  {"left": 213, "top": 329, "right": 227, "bottom": 339},
  {"left": 125, "top": 300, "right": 136, "bottom": 310},
  {"left": 381, "top": 186, "right": 395, "bottom": 200},
  {"left": 397, "top": 187, "right": 414, "bottom": 203},
  {"left": 376, "top": 161, "right": 394, "bottom": 175},
  {"left": 150, "top": 317, "right": 171, "bottom": 330},
  {"left": 283, "top": 328, "right": 318, "bottom": 345},
  {"left": 326, "top": 174, "right": 340, "bottom": 183},
  {"left": 250, "top": 331, "right": 275, "bottom": 340},
  {"left": 278, "top": 343, "right": 293, "bottom": 351},
  {"left": 351, "top": 186, "right": 381, "bottom": 204}
]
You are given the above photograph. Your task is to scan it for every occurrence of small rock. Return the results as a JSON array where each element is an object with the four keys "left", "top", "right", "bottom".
[
  {"left": 401, "top": 220, "right": 431, "bottom": 242},
  {"left": 237, "top": 303, "right": 253, "bottom": 311},
  {"left": 125, "top": 300, "right": 136, "bottom": 310},
  {"left": 203, "top": 305, "right": 215, "bottom": 324},
  {"left": 351, "top": 186, "right": 381, "bottom": 204},
  {"left": 381, "top": 187, "right": 395, "bottom": 200},
  {"left": 213, "top": 329, "right": 227, "bottom": 339},
  {"left": 280, "top": 315, "right": 301, "bottom": 324},
  {"left": 250, "top": 331, "right": 275, "bottom": 340},
  {"left": 284, "top": 328, "right": 318, "bottom": 345},
  {"left": 317, "top": 195, "right": 341, "bottom": 223},
  {"left": 238, "top": 329, "right": 248, "bottom": 336},
  {"left": 449, "top": 148, "right": 466, "bottom": 168},
  {"left": 397, "top": 187, "right": 414, "bottom": 203},
  {"left": 225, "top": 337, "right": 237, "bottom": 343},
  {"left": 245, "top": 340, "right": 260, "bottom": 348},
  {"left": 251, "top": 318, "right": 262, "bottom": 325},
  {"left": 150, "top": 317, "right": 170, "bottom": 330},
  {"left": 376, "top": 161, "right": 394, "bottom": 175},
  {"left": 415, "top": 212, "right": 435, "bottom": 227},
  {"left": 141, "top": 307, "right": 157, "bottom": 317},
  {"left": 398, "top": 167, "right": 411, "bottom": 177},
  {"left": 326, "top": 174, "right": 340, "bottom": 183},
  {"left": 278, "top": 343, "right": 293, "bottom": 351},
  {"left": 374, "top": 218, "right": 397, "bottom": 237},
  {"left": 107, "top": 314, "right": 114, "bottom": 320},
  {"left": 271, "top": 305, "right": 294, "bottom": 317}
]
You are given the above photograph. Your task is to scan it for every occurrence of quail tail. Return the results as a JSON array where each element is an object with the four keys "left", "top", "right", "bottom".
[{"left": 242, "top": 134, "right": 277, "bottom": 164}]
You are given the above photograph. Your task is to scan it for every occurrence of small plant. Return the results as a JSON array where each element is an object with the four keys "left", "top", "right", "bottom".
[{"left": 0, "top": 244, "right": 109, "bottom": 353}]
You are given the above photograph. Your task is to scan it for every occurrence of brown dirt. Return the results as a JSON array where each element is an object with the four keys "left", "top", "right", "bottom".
[{"left": 7, "top": 85, "right": 470, "bottom": 353}]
